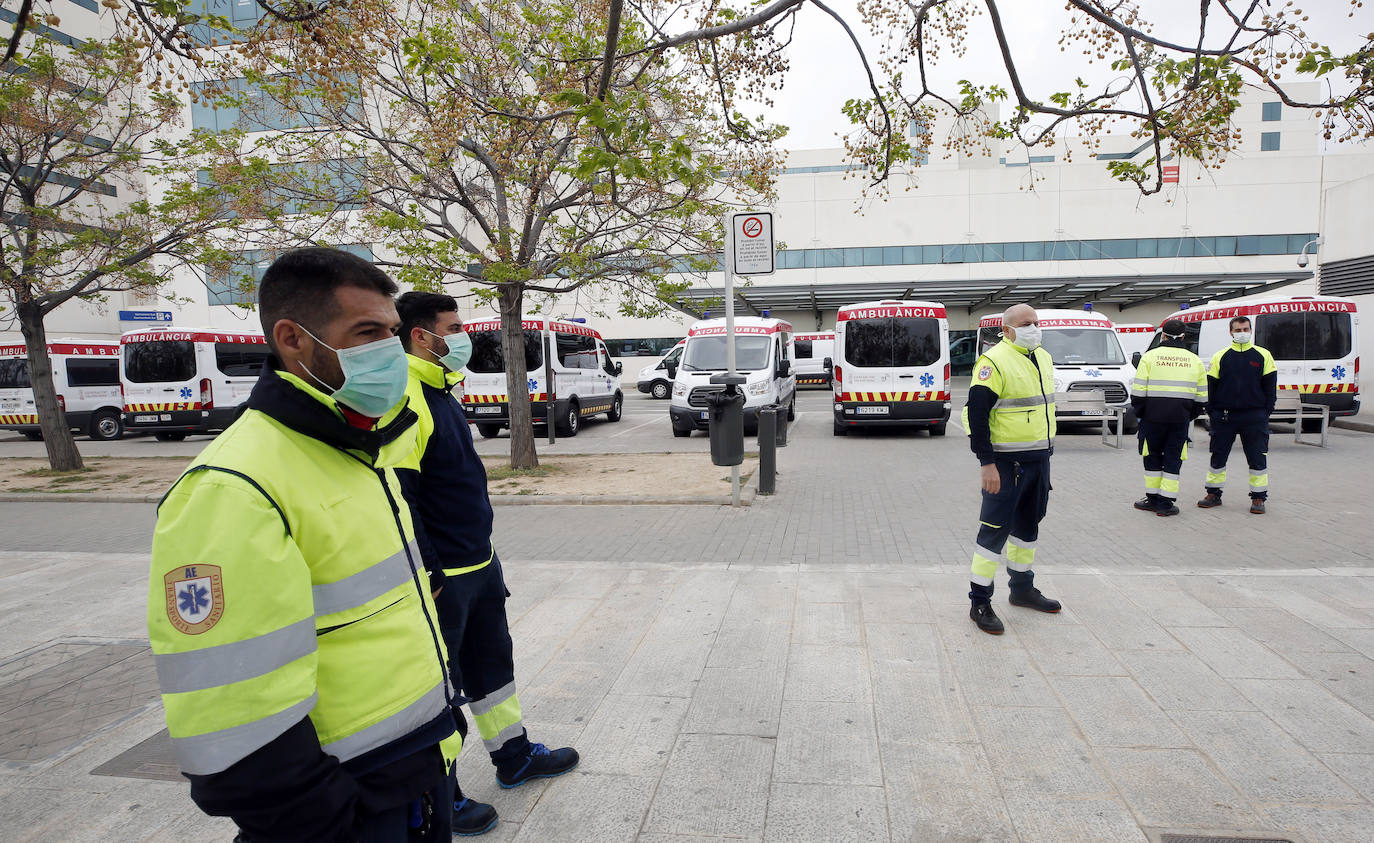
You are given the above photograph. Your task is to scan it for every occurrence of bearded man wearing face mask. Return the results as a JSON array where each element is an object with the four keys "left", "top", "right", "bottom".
[
  {"left": 960, "top": 303, "right": 1063, "bottom": 635},
  {"left": 148, "top": 248, "right": 462, "bottom": 841},
  {"left": 393, "top": 292, "right": 578, "bottom": 828}
]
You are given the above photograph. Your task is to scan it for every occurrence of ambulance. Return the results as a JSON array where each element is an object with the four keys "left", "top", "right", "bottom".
[
  {"left": 1154, "top": 295, "right": 1360, "bottom": 421},
  {"left": 460, "top": 317, "right": 623, "bottom": 438},
  {"left": 637, "top": 340, "right": 686, "bottom": 399},
  {"left": 976, "top": 308, "right": 1137, "bottom": 431},
  {"left": 667, "top": 316, "right": 796, "bottom": 437},
  {"left": 1114, "top": 323, "right": 1156, "bottom": 363},
  {"left": 830, "top": 300, "right": 951, "bottom": 436},
  {"left": 120, "top": 328, "right": 272, "bottom": 440},
  {"left": 0, "top": 339, "right": 123, "bottom": 440},
  {"left": 793, "top": 331, "right": 835, "bottom": 387}
]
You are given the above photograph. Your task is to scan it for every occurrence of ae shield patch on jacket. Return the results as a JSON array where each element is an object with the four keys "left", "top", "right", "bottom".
[{"left": 163, "top": 565, "right": 225, "bottom": 634}]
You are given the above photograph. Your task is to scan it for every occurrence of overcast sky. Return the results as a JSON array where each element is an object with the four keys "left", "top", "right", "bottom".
[{"left": 755, "top": 0, "right": 1374, "bottom": 151}]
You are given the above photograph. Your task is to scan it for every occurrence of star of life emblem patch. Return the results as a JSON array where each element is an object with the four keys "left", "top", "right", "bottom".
[
  {"left": 977, "top": 365, "right": 993, "bottom": 381},
  {"left": 163, "top": 564, "right": 225, "bottom": 634}
]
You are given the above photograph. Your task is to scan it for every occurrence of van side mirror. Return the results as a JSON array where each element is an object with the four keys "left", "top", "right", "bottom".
[
  {"left": 665, "top": 361, "right": 678, "bottom": 379},
  {"left": 613, "top": 362, "right": 623, "bottom": 376},
  {"left": 823, "top": 357, "right": 833, "bottom": 372},
  {"left": 1131, "top": 351, "right": 1142, "bottom": 368},
  {"left": 777, "top": 359, "right": 791, "bottom": 377}
]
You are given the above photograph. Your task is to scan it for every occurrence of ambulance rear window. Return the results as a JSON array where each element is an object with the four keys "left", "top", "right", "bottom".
[
  {"left": 1256, "top": 312, "right": 1352, "bottom": 360},
  {"left": 466, "top": 330, "right": 543, "bottom": 373},
  {"left": 844, "top": 317, "right": 940, "bottom": 367},
  {"left": 124, "top": 341, "right": 196, "bottom": 383},
  {"left": 0, "top": 359, "right": 30, "bottom": 389},
  {"left": 795, "top": 340, "right": 813, "bottom": 359},
  {"left": 65, "top": 359, "right": 119, "bottom": 387}
]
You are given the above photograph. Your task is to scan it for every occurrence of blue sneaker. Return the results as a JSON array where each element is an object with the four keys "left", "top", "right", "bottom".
[
  {"left": 453, "top": 796, "right": 498, "bottom": 836},
  {"left": 495, "top": 743, "right": 579, "bottom": 789}
]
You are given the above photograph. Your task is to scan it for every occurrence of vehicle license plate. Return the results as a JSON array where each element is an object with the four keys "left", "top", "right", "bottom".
[
  {"left": 134, "top": 414, "right": 157, "bottom": 423},
  {"left": 856, "top": 406, "right": 889, "bottom": 415},
  {"left": 475, "top": 406, "right": 500, "bottom": 414},
  {"left": 699, "top": 411, "right": 709, "bottom": 420},
  {"left": 1079, "top": 409, "right": 1104, "bottom": 416}
]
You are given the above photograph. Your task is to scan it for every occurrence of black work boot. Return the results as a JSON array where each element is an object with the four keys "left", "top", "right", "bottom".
[
  {"left": 970, "top": 602, "right": 1004, "bottom": 635},
  {"left": 1009, "top": 588, "right": 1063, "bottom": 613},
  {"left": 1155, "top": 499, "right": 1181, "bottom": 517},
  {"left": 1249, "top": 497, "right": 1266, "bottom": 515},
  {"left": 1134, "top": 495, "right": 1161, "bottom": 512},
  {"left": 453, "top": 792, "right": 499, "bottom": 836},
  {"left": 1197, "top": 491, "right": 1223, "bottom": 508}
]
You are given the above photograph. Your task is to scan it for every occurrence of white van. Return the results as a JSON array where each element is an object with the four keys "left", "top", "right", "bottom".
[
  {"left": 1114, "top": 323, "right": 1156, "bottom": 362},
  {"left": 460, "top": 317, "right": 623, "bottom": 438},
  {"left": 793, "top": 331, "right": 835, "bottom": 387},
  {"left": 121, "top": 328, "right": 272, "bottom": 441},
  {"left": 831, "top": 300, "right": 950, "bottom": 436},
  {"left": 0, "top": 339, "right": 124, "bottom": 440},
  {"left": 667, "top": 316, "right": 796, "bottom": 437},
  {"left": 977, "top": 309, "right": 1137, "bottom": 431},
  {"left": 637, "top": 340, "right": 686, "bottom": 399},
  {"left": 1154, "top": 295, "right": 1360, "bottom": 421}
]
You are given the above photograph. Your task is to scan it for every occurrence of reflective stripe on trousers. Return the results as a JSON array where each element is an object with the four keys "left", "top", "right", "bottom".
[{"left": 469, "top": 679, "right": 525, "bottom": 752}]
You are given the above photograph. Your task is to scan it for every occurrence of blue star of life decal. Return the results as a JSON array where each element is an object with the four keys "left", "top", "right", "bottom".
[
  {"left": 1085, "top": 369, "right": 1103, "bottom": 378},
  {"left": 179, "top": 386, "right": 193, "bottom": 399},
  {"left": 1332, "top": 365, "right": 1347, "bottom": 380},
  {"left": 178, "top": 582, "right": 210, "bottom": 617},
  {"left": 527, "top": 378, "right": 539, "bottom": 392},
  {"left": 919, "top": 372, "right": 935, "bottom": 388}
]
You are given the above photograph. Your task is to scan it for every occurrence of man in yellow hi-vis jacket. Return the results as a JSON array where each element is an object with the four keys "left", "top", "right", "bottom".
[
  {"left": 148, "top": 248, "right": 458, "bottom": 842},
  {"left": 1131, "top": 319, "right": 1208, "bottom": 517}
]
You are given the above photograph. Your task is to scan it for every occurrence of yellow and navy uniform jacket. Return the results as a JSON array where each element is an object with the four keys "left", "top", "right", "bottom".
[
  {"left": 1130, "top": 341, "right": 1208, "bottom": 424},
  {"left": 962, "top": 338, "right": 1056, "bottom": 465},
  {"left": 1207, "top": 341, "right": 1277, "bottom": 413},
  {"left": 148, "top": 365, "right": 455, "bottom": 841},
  {"left": 395, "top": 354, "right": 496, "bottom": 580}
]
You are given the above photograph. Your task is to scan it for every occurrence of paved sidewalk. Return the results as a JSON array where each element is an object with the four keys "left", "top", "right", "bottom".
[{"left": 0, "top": 407, "right": 1371, "bottom": 841}]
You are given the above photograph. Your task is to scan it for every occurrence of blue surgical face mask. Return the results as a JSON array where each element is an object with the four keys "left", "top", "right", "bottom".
[
  {"left": 425, "top": 329, "right": 473, "bottom": 371},
  {"left": 297, "top": 324, "right": 409, "bottom": 418}
]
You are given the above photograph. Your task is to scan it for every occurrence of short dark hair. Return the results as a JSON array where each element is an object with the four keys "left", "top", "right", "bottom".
[
  {"left": 396, "top": 291, "right": 459, "bottom": 352},
  {"left": 258, "top": 247, "right": 398, "bottom": 351},
  {"left": 1228, "top": 316, "right": 1251, "bottom": 330},
  {"left": 1161, "top": 319, "right": 1187, "bottom": 336}
]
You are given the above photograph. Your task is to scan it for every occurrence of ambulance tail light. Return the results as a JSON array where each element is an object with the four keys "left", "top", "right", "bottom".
[
  {"left": 943, "top": 363, "right": 950, "bottom": 385},
  {"left": 200, "top": 378, "right": 213, "bottom": 409},
  {"left": 1355, "top": 357, "right": 1360, "bottom": 387},
  {"left": 834, "top": 365, "right": 843, "bottom": 386},
  {"left": 56, "top": 394, "right": 66, "bottom": 412}
]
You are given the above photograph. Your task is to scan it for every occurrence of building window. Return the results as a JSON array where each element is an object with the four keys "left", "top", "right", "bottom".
[
  {"left": 1262, "top": 102, "right": 1281, "bottom": 122},
  {"left": 209, "top": 244, "right": 373, "bottom": 306},
  {"left": 1260, "top": 132, "right": 1281, "bottom": 151}
]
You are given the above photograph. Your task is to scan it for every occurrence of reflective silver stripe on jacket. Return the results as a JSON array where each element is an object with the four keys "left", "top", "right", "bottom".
[
  {"left": 322, "top": 679, "right": 448, "bottom": 762},
  {"left": 156, "top": 616, "right": 317, "bottom": 694},
  {"left": 991, "top": 439, "right": 1052, "bottom": 452},
  {"left": 171, "top": 692, "right": 318, "bottom": 776},
  {"left": 1140, "top": 378, "right": 1203, "bottom": 390},
  {"left": 992, "top": 395, "right": 1049, "bottom": 409},
  {"left": 312, "top": 541, "right": 420, "bottom": 617}
]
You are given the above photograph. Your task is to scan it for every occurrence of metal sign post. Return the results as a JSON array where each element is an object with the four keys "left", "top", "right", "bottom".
[
  {"left": 722, "top": 214, "right": 739, "bottom": 506},
  {"left": 721, "top": 211, "right": 775, "bottom": 507}
]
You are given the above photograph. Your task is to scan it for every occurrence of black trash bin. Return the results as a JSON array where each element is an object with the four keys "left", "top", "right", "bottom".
[{"left": 707, "top": 378, "right": 746, "bottom": 467}]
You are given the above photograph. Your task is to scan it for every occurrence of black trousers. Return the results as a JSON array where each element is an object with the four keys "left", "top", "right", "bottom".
[
  {"left": 969, "top": 458, "right": 1050, "bottom": 602},
  {"left": 434, "top": 550, "right": 529, "bottom": 765},
  {"left": 1138, "top": 420, "right": 1190, "bottom": 501},
  {"left": 1207, "top": 409, "right": 1270, "bottom": 500}
]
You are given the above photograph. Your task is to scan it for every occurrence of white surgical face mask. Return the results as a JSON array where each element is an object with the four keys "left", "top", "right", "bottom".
[
  {"left": 1231, "top": 331, "right": 1252, "bottom": 345},
  {"left": 1011, "top": 324, "right": 1042, "bottom": 351}
]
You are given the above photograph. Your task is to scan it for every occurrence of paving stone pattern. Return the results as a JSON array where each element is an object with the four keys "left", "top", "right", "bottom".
[{"left": 0, "top": 402, "right": 1372, "bottom": 841}]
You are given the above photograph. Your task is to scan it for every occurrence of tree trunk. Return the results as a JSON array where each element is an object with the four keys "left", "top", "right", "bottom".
[
  {"left": 18, "top": 300, "right": 84, "bottom": 471},
  {"left": 499, "top": 284, "right": 538, "bottom": 469}
]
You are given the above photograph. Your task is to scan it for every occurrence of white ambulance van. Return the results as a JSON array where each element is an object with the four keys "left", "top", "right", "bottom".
[
  {"left": 793, "top": 331, "right": 835, "bottom": 387},
  {"left": 1114, "top": 323, "right": 1156, "bottom": 362},
  {"left": 0, "top": 340, "right": 124, "bottom": 440},
  {"left": 460, "top": 317, "right": 623, "bottom": 438},
  {"left": 120, "top": 328, "right": 272, "bottom": 441},
  {"left": 830, "top": 300, "right": 950, "bottom": 436},
  {"left": 667, "top": 316, "right": 796, "bottom": 437},
  {"left": 1153, "top": 295, "right": 1360, "bottom": 421},
  {"left": 977, "top": 309, "right": 1137, "bottom": 431},
  {"left": 637, "top": 340, "right": 686, "bottom": 399}
]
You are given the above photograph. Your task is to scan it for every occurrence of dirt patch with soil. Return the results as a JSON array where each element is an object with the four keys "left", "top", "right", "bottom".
[{"left": 0, "top": 453, "right": 755, "bottom": 499}]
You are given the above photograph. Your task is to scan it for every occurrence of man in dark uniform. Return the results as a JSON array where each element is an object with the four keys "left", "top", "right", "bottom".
[
  {"left": 1198, "top": 315, "right": 1277, "bottom": 514},
  {"left": 1131, "top": 319, "right": 1208, "bottom": 516}
]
